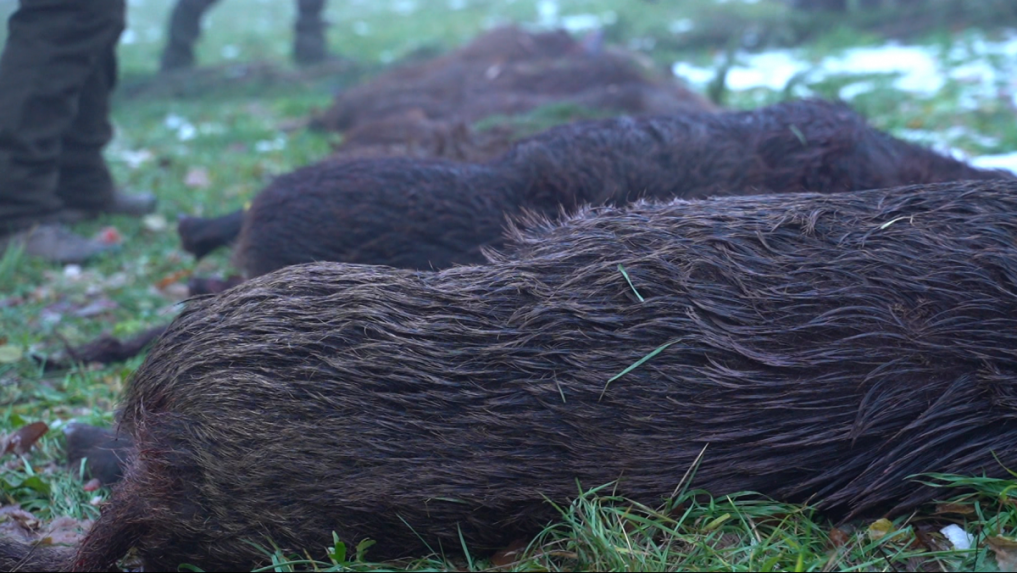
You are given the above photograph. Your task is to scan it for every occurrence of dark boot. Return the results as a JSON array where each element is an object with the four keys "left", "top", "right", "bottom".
[
  {"left": 0, "top": 0, "right": 126, "bottom": 233},
  {"left": 293, "top": 0, "right": 329, "bottom": 65},
  {"left": 160, "top": 0, "right": 220, "bottom": 71}
]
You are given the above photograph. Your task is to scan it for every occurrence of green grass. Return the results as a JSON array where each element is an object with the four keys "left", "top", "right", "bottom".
[{"left": 2, "top": 0, "right": 1017, "bottom": 571}]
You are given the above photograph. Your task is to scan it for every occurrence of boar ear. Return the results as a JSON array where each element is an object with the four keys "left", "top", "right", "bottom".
[{"left": 1, "top": 421, "right": 49, "bottom": 456}]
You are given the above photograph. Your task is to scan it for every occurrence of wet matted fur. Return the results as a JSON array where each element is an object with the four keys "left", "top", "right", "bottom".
[
  {"left": 229, "top": 99, "right": 1014, "bottom": 278},
  {"left": 26, "top": 179, "right": 1017, "bottom": 571}
]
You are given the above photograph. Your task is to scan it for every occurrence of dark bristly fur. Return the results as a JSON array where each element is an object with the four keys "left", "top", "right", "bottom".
[
  {"left": 28, "top": 180, "right": 1017, "bottom": 571},
  {"left": 0, "top": 543, "right": 71, "bottom": 572},
  {"left": 232, "top": 99, "right": 1014, "bottom": 277}
]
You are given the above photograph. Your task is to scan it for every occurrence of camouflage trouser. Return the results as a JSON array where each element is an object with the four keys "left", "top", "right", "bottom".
[
  {"left": 160, "top": 0, "right": 329, "bottom": 71},
  {"left": 0, "top": 0, "right": 124, "bottom": 231}
]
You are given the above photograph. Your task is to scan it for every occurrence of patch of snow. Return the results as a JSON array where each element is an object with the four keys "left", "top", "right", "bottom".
[
  {"left": 561, "top": 14, "right": 601, "bottom": 33},
  {"left": 821, "top": 44, "right": 944, "bottom": 93},
  {"left": 537, "top": 0, "right": 559, "bottom": 27},
  {"left": 970, "top": 152, "right": 1017, "bottom": 175},
  {"left": 117, "top": 149, "right": 154, "bottom": 170},
  {"left": 392, "top": 0, "right": 418, "bottom": 15},
  {"left": 838, "top": 80, "right": 876, "bottom": 100},
  {"left": 177, "top": 124, "right": 196, "bottom": 141},
  {"left": 669, "top": 19, "right": 694, "bottom": 34},
  {"left": 672, "top": 62, "right": 715, "bottom": 86},
  {"left": 675, "top": 36, "right": 1017, "bottom": 98},
  {"left": 727, "top": 50, "right": 808, "bottom": 91},
  {"left": 255, "top": 136, "right": 287, "bottom": 153}
]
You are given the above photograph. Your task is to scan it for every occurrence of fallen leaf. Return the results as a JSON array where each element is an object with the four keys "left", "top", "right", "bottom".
[
  {"left": 987, "top": 535, "right": 1017, "bottom": 571},
  {"left": 158, "top": 283, "right": 191, "bottom": 302},
  {"left": 867, "top": 518, "right": 895, "bottom": 542},
  {"left": 828, "top": 527, "right": 850, "bottom": 548},
  {"left": 184, "top": 167, "right": 211, "bottom": 188},
  {"left": 490, "top": 538, "right": 528, "bottom": 567},
  {"left": 155, "top": 268, "right": 193, "bottom": 290},
  {"left": 0, "top": 344, "right": 22, "bottom": 363},
  {"left": 1, "top": 421, "right": 49, "bottom": 456},
  {"left": 39, "top": 516, "right": 91, "bottom": 546},
  {"left": 72, "top": 298, "right": 119, "bottom": 318},
  {"left": 0, "top": 506, "right": 40, "bottom": 542},
  {"left": 94, "top": 226, "right": 122, "bottom": 245},
  {"left": 934, "top": 502, "right": 977, "bottom": 516}
]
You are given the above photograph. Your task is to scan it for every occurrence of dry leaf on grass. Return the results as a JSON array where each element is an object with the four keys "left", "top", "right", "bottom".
[
  {"left": 40, "top": 516, "right": 91, "bottom": 546},
  {"left": 987, "top": 536, "right": 1017, "bottom": 572},
  {"left": 184, "top": 167, "right": 211, "bottom": 188},
  {"left": 828, "top": 526, "right": 850, "bottom": 548},
  {"left": 0, "top": 344, "right": 23, "bottom": 364},
  {"left": 155, "top": 269, "right": 193, "bottom": 290},
  {"left": 0, "top": 506, "right": 40, "bottom": 543},
  {"left": 93, "top": 226, "right": 122, "bottom": 245},
  {"left": 0, "top": 507, "right": 91, "bottom": 547},
  {"left": 934, "top": 502, "right": 977, "bottom": 516},
  {"left": 490, "top": 538, "right": 528, "bottom": 568},
  {"left": 1, "top": 421, "right": 49, "bottom": 456},
  {"left": 867, "top": 518, "right": 895, "bottom": 542}
]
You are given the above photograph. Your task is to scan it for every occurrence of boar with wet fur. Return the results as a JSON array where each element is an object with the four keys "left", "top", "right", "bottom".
[
  {"left": 14, "top": 179, "right": 1017, "bottom": 571},
  {"left": 231, "top": 99, "right": 1014, "bottom": 278}
]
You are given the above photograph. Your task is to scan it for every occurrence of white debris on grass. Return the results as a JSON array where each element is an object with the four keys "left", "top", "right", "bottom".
[
  {"left": 671, "top": 62, "right": 716, "bottom": 86},
  {"left": 116, "top": 149, "right": 154, "bottom": 170},
  {"left": 971, "top": 152, "right": 1017, "bottom": 175},
  {"left": 727, "top": 50, "right": 809, "bottom": 91},
  {"left": 941, "top": 524, "right": 974, "bottom": 551},
  {"left": 392, "top": 0, "right": 418, "bottom": 15},
  {"left": 826, "top": 44, "right": 944, "bottom": 93},
  {"left": 673, "top": 31, "right": 1017, "bottom": 108},
  {"left": 164, "top": 114, "right": 198, "bottom": 142},
  {"left": 838, "top": 80, "right": 876, "bottom": 100},
  {"left": 221, "top": 45, "right": 240, "bottom": 60},
  {"left": 535, "top": 0, "right": 615, "bottom": 33},
  {"left": 669, "top": 19, "right": 694, "bottom": 35},
  {"left": 255, "top": 136, "right": 287, "bottom": 153}
]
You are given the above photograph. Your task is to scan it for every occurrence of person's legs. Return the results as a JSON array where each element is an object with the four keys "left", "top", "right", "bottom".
[
  {"left": 58, "top": 28, "right": 156, "bottom": 217},
  {"left": 293, "top": 0, "right": 328, "bottom": 65},
  {"left": 0, "top": 0, "right": 126, "bottom": 231},
  {"left": 160, "top": 0, "right": 220, "bottom": 71},
  {"left": 0, "top": 0, "right": 144, "bottom": 263},
  {"left": 56, "top": 18, "right": 117, "bottom": 211}
]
